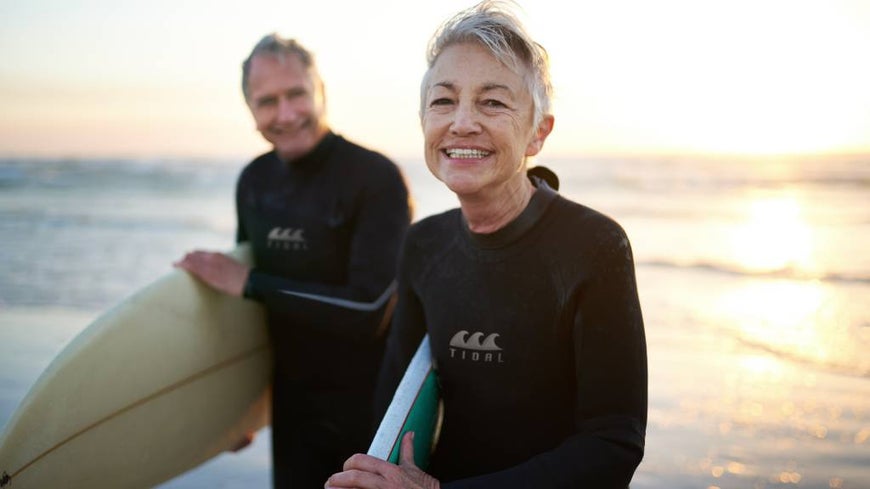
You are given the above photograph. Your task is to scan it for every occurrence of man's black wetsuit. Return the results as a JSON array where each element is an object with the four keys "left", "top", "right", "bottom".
[
  {"left": 376, "top": 173, "right": 647, "bottom": 488},
  {"left": 237, "top": 132, "right": 411, "bottom": 488}
]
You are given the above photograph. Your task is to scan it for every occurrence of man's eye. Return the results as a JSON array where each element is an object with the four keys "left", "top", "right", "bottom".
[
  {"left": 483, "top": 99, "right": 507, "bottom": 108},
  {"left": 257, "top": 97, "right": 277, "bottom": 107}
]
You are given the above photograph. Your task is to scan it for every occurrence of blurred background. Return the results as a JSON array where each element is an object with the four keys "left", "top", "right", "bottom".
[{"left": 1, "top": 1, "right": 868, "bottom": 488}]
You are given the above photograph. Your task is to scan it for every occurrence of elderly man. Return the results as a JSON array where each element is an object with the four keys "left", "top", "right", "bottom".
[{"left": 176, "top": 34, "right": 411, "bottom": 488}]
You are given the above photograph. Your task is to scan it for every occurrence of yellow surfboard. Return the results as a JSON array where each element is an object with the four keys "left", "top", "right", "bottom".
[{"left": 0, "top": 244, "right": 270, "bottom": 489}]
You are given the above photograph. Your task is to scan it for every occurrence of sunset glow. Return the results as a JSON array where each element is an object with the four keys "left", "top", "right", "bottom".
[
  {"left": 729, "top": 195, "right": 815, "bottom": 273},
  {"left": 1, "top": 0, "right": 869, "bottom": 159}
]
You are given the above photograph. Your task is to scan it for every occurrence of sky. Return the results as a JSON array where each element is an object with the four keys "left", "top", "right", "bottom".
[{"left": 1, "top": 0, "right": 869, "bottom": 160}]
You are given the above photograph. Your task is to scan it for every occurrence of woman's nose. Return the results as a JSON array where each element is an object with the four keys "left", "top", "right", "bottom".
[{"left": 450, "top": 103, "right": 481, "bottom": 135}]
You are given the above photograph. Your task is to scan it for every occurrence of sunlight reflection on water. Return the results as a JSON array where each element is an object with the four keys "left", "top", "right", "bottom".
[
  {"left": 728, "top": 193, "right": 814, "bottom": 274},
  {"left": 715, "top": 279, "right": 869, "bottom": 376}
]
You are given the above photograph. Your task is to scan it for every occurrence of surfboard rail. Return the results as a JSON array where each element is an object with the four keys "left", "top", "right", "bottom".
[{"left": 368, "top": 335, "right": 442, "bottom": 468}]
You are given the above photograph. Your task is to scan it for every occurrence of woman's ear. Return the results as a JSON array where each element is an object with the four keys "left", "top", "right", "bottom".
[{"left": 526, "top": 115, "right": 555, "bottom": 157}]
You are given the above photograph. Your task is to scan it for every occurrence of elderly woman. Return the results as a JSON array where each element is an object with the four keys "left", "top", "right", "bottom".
[{"left": 327, "top": 1, "right": 647, "bottom": 488}]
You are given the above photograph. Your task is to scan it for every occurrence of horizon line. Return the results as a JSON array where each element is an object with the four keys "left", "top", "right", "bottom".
[{"left": 2, "top": 149, "right": 869, "bottom": 163}]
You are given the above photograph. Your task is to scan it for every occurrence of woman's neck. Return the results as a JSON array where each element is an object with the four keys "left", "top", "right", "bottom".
[{"left": 459, "top": 176, "right": 535, "bottom": 234}]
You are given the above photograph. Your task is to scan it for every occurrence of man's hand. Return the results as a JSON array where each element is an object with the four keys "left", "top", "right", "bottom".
[
  {"left": 228, "top": 431, "right": 256, "bottom": 452},
  {"left": 174, "top": 250, "right": 250, "bottom": 297},
  {"left": 325, "top": 431, "right": 440, "bottom": 489}
]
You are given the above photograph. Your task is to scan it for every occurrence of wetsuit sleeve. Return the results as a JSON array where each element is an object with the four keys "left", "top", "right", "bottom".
[
  {"left": 235, "top": 197, "right": 248, "bottom": 244},
  {"left": 242, "top": 166, "right": 410, "bottom": 340},
  {"left": 443, "top": 228, "right": 647, "bottom": 489}
]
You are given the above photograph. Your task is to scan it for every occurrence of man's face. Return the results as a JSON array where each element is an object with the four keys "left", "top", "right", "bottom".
[{"left": 246, "top": 53, "right": 328, "bottom": 162}]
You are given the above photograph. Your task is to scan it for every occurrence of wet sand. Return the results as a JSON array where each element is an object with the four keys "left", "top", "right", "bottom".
[{"left": 2, "top": 286, "right": 867, "bottom": 489}]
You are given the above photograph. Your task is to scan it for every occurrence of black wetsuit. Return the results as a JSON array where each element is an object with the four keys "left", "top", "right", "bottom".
[
  {"left": 237, "top": 132, "right": 411, "bottom": 488},
  {"left": 376, "top": 174, "right": 647, "bottom": 488}
]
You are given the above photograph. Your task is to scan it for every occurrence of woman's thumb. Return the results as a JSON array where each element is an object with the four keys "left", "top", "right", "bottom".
[{"left": 399, "top": 430, "right": 417, "bottom": 467}]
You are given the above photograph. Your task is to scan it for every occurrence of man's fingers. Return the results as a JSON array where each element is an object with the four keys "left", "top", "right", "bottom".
[
  {"left": 228, "top": 431, "right": 255, "bottom": 452},
  {"left": 175, "top": 251, "right": 222, "bottom": 272},
  {"left": 174, "top": 250, "right": 206, "bottom": 267}
]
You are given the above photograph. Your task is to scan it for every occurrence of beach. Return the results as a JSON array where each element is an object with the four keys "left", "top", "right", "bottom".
[{"left": 1, "top": 154, "right": 867, "bottom": 488}]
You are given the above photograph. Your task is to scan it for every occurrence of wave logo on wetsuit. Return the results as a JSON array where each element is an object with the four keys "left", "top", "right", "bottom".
[
  {"left": 448, "top": 331, "right": 504, "bottom": 364},
  {"left": 267, "top": 227, "right": 309, "bottom": 251}
]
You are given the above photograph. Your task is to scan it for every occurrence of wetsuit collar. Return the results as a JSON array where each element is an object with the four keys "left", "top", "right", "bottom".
[
  {"left": 278, "top": 130, "right": 338, "bottom": 170},
  {"left": 463, "top": 174, "right": 558, "bottom": 249}
]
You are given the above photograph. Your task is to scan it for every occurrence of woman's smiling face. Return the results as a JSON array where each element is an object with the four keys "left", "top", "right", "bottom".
[{"left": 421, "top": 41, "right": 552, "bottom": 199}]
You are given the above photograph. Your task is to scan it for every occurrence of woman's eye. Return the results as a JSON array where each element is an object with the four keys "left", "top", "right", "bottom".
[
  {"left": 483, "top": 99, "right": 507, "bottom": 108},
  {"left": 430, "top": 98, "right": 453, "bottom": 106}
]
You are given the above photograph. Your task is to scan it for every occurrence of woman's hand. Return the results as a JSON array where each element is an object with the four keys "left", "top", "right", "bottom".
[{"left": 325, "top": 431, "right": 440, "bottom": 489}]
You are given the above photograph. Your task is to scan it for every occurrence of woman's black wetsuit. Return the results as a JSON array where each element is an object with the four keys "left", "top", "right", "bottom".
[{"left": 376, "top": 175, "right": 646, "bottom": 488}]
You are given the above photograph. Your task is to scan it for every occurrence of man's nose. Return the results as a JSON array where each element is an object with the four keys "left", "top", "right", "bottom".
[{"left": 276, "top": 97, "right": 297, "bottom": 122}]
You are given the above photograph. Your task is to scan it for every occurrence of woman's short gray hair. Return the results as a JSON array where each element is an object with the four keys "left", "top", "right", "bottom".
[
  {"left": 420, "top": 1, "right": 553, "bottom": 125},
  {"left": 241, "top": 34, "right": 317, "bottom": 101}
]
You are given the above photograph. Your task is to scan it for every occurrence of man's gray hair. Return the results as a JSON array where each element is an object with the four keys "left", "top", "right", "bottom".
[
  {"left": 420, "top": 0, "right": 553, "bottom": 125},
  {"left": 241, "top": 34, "right": 317, "bottom": 101}
]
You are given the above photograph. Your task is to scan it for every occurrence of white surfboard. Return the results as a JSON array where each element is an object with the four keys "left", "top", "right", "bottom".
[
  {"left": 0, "top": 244, "right": 271, "bottom": 489},
  {"left": 368, "top": 335, "right": 441, "bottom": 468}
]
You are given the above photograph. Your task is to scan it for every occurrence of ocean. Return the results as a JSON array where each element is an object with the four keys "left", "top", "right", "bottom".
[{"left": 0, "top": 153, "right": 867, "bottom": 488}]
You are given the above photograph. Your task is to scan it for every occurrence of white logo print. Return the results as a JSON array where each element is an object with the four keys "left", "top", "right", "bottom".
[
  {"left": 449, "top": 330, "right": 504, "bottom": 363},
  {"left": 267, "top": 227, "right": 308, "bottom": 250},
  {"left": 450, "top": 331, "right": 502, "bottom": 350}
]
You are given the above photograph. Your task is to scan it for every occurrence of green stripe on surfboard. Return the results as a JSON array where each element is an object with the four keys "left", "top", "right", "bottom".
[{"left": 368, "top": 335, "right": 441, "bottom": 468}]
